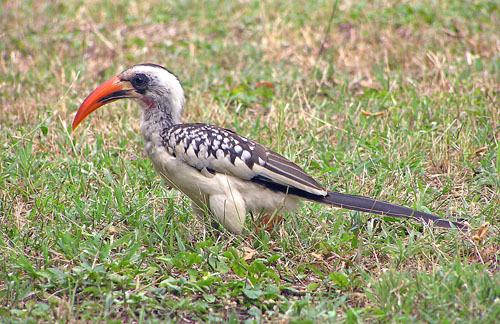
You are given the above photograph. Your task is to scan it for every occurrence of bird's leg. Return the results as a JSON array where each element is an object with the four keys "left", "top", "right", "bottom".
[
  {"left": 256, "top": 198, "right": 287, "bottom": 232},
  {"left": 257, "top": 195, "right": 287, "bottom": 232},
  {"left": 257, "top": 213, "right": 284, "bottom": 232}
]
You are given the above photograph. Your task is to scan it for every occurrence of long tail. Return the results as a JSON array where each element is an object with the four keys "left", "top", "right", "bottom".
[
  {"left": 316, "top": 191, "right": 466, "bottom": 230},
  {"left": 250, "top": 177, "right": 466, "bottom": 229}
]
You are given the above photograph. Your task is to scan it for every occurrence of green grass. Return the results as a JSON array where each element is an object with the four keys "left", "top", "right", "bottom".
[{"left": 1, "top": 0, "right": 499, "bottom": 322}]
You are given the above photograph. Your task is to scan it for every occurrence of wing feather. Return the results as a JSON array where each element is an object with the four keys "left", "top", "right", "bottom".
[{"left": 161, "top": 123, "right": 327, "bottom": 196}]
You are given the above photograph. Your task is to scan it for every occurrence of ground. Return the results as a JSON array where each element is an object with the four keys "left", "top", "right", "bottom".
[{"left": 1, "top": 0, "right": 499, "bottom": 322}]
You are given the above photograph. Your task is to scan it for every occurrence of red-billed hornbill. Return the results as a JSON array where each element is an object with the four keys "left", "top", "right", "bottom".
[{"left": 72, "top": 63, "right": 465, "bottom": 234}]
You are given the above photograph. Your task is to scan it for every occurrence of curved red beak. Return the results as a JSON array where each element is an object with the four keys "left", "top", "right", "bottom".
[{"left": 72, "top": 76, "right": 136, "bottom": 131}]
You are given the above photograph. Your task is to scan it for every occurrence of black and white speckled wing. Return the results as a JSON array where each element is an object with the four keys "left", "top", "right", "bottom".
[{"left": 161, "top": 123, "right": 327, "bottom": 196}]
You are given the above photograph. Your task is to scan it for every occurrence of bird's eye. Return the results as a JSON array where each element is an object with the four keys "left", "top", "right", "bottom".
[{"left": 131, "top": 74, "right": 149, "bottom": 90}]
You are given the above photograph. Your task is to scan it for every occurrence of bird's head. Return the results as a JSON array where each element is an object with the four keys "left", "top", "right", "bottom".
[{"left": 72, "top": 63, "right": 185, "bottom": 130}]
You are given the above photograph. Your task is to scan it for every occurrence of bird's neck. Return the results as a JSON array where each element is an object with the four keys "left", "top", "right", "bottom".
[{"left": 140, "top": 100, "right": 183, "bottom": 147}]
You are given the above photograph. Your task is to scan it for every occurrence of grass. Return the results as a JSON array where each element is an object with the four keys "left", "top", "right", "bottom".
[{"left": 1, "top": 0, "right": 499, "bottom": 322}]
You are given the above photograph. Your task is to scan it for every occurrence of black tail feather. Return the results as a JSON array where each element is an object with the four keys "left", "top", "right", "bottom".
[{"left": 317, "top": 191, "right": 465, "bottom": 229}]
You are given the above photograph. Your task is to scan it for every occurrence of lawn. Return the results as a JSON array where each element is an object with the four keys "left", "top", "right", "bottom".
[{"left": 1, "top": 0, "right": 499, "bottom": 322}]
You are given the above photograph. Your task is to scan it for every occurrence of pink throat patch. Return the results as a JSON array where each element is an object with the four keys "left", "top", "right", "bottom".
[{"left": 141, "top": 96, "right": 155, "bottom": 109}]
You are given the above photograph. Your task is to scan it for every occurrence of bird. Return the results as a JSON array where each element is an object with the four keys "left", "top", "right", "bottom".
[{"left": 72, "top": 63, "right": 465, "bottom": 234}]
